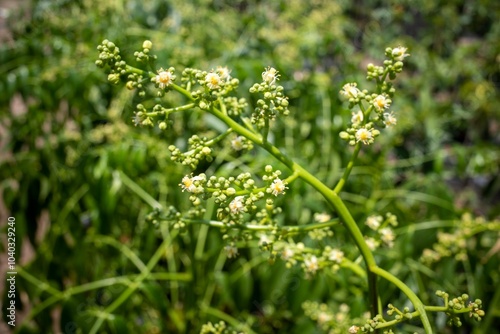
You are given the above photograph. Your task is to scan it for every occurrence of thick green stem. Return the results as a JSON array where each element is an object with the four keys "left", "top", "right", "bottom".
[
  {"left": 333, "top": 143, "right": 361, "bottom": 194},
  {"left": 371, "top": 266, "right": 433, "bottom": 333}
]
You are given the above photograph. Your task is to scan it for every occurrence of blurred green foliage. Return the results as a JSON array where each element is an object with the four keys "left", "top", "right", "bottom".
[{"left": 1, "top": 0, "right": 499, "bottom": 333}]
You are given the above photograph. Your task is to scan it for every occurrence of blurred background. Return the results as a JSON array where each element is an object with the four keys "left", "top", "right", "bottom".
[{"left": 1, "top": 0, "right": 499, "bottom": 333}]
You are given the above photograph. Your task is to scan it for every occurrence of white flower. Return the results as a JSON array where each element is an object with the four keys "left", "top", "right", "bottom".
[
  {"left": 205, "top": 72, "right": 222, "bottom": 90},
  {"left": 231, "top": 136, "right": 244, "bottom": 151},
  {"left": 224, "top": 244, "right": 239, "bottom": 258},
  {"left": 154, "top": 68, "right": 174, "bottom": 89},
  {"left": 180, "top": 174, "right": 205, "bottom": 193},
  {"left": 258, "top": 233, "right": 272, "bottom": 246},
  {"left": 262, "top": 66, "right": 280, "bottom": 84},
  {"left": 348, "top": 325, "right": 360, "bottom": 333},
  {"left": 281, "top": 247, "right": 294, "bottom": 260},
  {"left": 328, "top": 249, "right": 344, "bottom": 264},
  {"left": 373, "top": 94, "right": 390, "bottom": 111},
  {"left": 355, "top": 128, "right": 376, "bottom": 145},
  {"left": 314, "top": 212, "right": 331, "bottom": 223},
  {"left": 340, "top": 83, "right": 360, "bottom": 99},
  {"left": 365, "top": 237, "right": 378, "bottom": 250},
  {"left": 392, "top": 46, "right": 410, "bottom": 61},
  {"left": 229, "top": 196, "right": 245, "bottom": 214},
  {"left": 351, "top": 110, "right": 364, "bottom": 125},
  {"left": 379, "top": 228, "right": 395, "bottom": 247},
  {"left": 317, "top": 312, "right": 333, "bottom": 325},
  {"left": 216, "top": 66, "right": 231, "bottom": 81},
  {"left": 365, "top": 215, "right": 382, "bottom": 230},
  {"left": 339, "top": 303, "right": 350, "bottom": 313},
  {"left": 304, "top": 255, "right": 319, "bottom": 273},
  {"left": 383, "top": 112, "right": 397, "bottom": 127},
  {"left": 269, "top": 178, "right": 288, "bottom": 196}
]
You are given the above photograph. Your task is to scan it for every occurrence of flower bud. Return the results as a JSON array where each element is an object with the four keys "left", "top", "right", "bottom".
[
  {"left": 107, "top": 73, "right": 120, "bottom": 85},
  {"left": 339, "top": 131, "right": 349, "bottom": 139}
]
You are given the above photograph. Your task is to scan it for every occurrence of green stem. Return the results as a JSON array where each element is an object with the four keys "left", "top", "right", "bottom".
[
  {"left": 118, "top": 170, "right": 162, "bottom": 209},
  {"left": 183, "top": 218, "right": 339, "bottom": 235},
  {"left": 86, "top": 235, "right": 147, "bottom": 271},
  {"left": 145, "top": 103, "right": 196, "bottom": 117},
  {"left": 371, "top": 266, "right": 433, "bottom": 333},
  {"left": 89, "top": 230, "right": 178, "bottom": 334},
  {"left": 262, "top": 117, "right": 270, "bottom": 144},
  {"left": 333, "top": 143, "right": 361, "bottom": 194},
  {"left": 17, "top": 267, "right": 190, "bottom": 322}
]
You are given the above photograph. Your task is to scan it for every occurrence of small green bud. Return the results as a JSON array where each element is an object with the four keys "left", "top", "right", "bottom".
[
  {"left": 199, "top": 101, "right": 209, "bottom": 109},
  {"left": 159, "top": 122, "right": 167, "bottom": 130},
  {"left": 107, "top": 73, "right": 120, "bottom": 84},
  {"left": 339, "top": 131, "right": 349, "bottom": 139},
  {"left": 142, "top": 40, "right": 153, "bottom": 49}
]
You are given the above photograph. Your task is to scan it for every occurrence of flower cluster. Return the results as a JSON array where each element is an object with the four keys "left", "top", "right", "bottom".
[
  {"left": 308, "top": 227, "right": 333, "bottom": 240},
  {"left": 363, "top": 213, "right": 398, "bottom": 249},
  {"left": 435, "top": 291, "right": 485, "bottom": 326},
  {"left": 420, "top": 213, "right": 499, "bottom": 265},
  {"left": 133, "top": 40, "right": 157, "bottom": 63},
  {"left": 249, "top": 67, "right": 290, "bottom": 127},
  {"left": 125, "top": 72, "right": 146, "bottom": 97},
  {"left": 352, "top": 314, "right": 384, "bottom": 333},
  {"left": 230, "top": 135, "right": 253, "bottom": 152},
  {"left": 169, "top": 134, "right": 216, "bottom": 169},
  {"left": 272, "top": 240, "right": 346, "bottom": 276},
  {"left": 386, "top": 304, "right": 413, "bottom": 321},
  {"left": 95, "top": 40, "right": 126, "bottom": 75},
  {"left": 186, "top": 67, "right": 239, "bottom": 95},
  {"left": 132, "top": 103, "right": 174, "bottom": 128},
  {"left": 222, "top": 96, "right": 248, "bottom": 116},
  {"left": 339, "top": 46, "right": 410, "bottom": 146},
  {"left": 263, "top": 165, "right": 288, "bottom": 197},
  {"left": 175, "top": 165, "right": 294, "bottom": 228},
  {"left": 347, "top": 291, "right": 485, "bottom": 332},
  {"left": 303, "top": 301, "right": 363, "bottom": 333},
  {"left": 200, "top": 320, "right": 241, "bottom": 334},
  {"left": 144, "top": 206, "right": 186, "bottom": 231}
]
